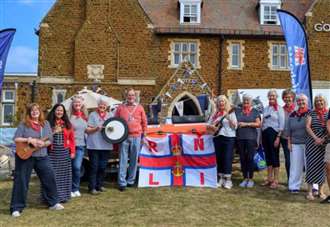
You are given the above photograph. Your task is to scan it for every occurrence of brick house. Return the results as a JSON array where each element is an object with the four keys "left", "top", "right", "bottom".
[{"left": 2, "top": 0, "right": 329, "bottom": 125}]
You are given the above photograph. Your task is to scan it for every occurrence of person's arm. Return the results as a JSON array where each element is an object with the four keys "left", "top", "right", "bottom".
[
  {"left": 327, "top": 111, "right": 330, "bottom": 137},
  {"left": 287, "top": 118, "right": 292, "bottom": 151},
  {"left": 306, "top": 115, "right": 324, "bottom": 145},
  {"left": 140, "top": 106, "right": 148, "bottom": 136},
  {"left": 68, "top": 129, "right": 76, "bottom": 159},
  {"left": 227, "top": 112, "right": 238, "bottom": 129},
  {"left": 238, "top": 113, "right": 261, "bottom": 128},
  {"left": 85, "top": 112, "right": 100, "bottom": 134}
]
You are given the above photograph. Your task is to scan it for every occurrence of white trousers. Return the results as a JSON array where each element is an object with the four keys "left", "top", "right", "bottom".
[{"left": 288, "top": 144, "right": 306, "bottom": 190}]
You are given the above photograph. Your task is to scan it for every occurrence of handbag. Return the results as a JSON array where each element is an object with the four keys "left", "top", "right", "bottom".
[{"left": 254, "top": 145, "right": 267, "bottom": 171}]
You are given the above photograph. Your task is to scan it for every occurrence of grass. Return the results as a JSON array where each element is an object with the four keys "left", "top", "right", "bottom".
[{"left": 1, "top": 164, "right": 330, "bottom": 227}]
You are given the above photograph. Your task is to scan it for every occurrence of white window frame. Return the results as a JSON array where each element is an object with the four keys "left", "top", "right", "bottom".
[
  {"left": 227, "top": 40, "right": 245, "bottom": 70},
  {"left": 259, "top": 0, "right": 281, "bottom": 25},
  {"left": 52, "top": 89, "right": 67, "bottom": 106},
  {"left": 269, "top": 42, "right": 290, "bottom": 70},
  {"left": 1, "top": 89, "right": 16, "bottom": 126},
  {"left": 1, "top": 103, "right": 15, "bottom": 126},
  {"left": 2, "top": 90, "right": 15, "bottom": 102},
  {"left": 179, "top": 0, "right": 201, "bottom": 24},
  {"left": 231, "top": 43, "right": 241, "bottom": 69},
  {"left": 169, "top": 40, "right": 200, "bottom": 68}
]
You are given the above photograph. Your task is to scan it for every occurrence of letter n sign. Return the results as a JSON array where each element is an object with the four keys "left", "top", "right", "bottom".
[{"left": 194, "top": 137, "right": 204, "bottom": 151}]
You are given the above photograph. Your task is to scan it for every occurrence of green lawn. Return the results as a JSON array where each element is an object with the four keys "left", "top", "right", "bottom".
[{"left": 1, "top": 166, "right": 330, "bottom": 227}]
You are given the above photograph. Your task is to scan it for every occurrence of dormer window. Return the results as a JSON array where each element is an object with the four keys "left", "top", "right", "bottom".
[
  {"left": 179, "top": 0, "right": 201, "bottom": 24},
  {"left": 259, "top": 0, "right": 281, "bottom": 25}
]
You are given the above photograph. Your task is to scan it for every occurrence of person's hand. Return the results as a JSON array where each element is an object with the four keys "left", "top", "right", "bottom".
[
  {"left": 238, "top": 122, "right": 246, "bottom": 128},
  {"left": 274, "top": 137, "right": 280, "bottom": 148},
  {"left": 70, "top": 153, "right": 75, "bottom": 159},
  {"left": 36, "top": 139, "right": 45, "bottom": 148},
  {"left": 314, "top": 137, "right": 325, "bottom": 145},
  {"left": 288, "top": 143, "right": 292, "bottom": 152},
  {"left": 29, "top": 138, "right": 38, "bottom": 148}
]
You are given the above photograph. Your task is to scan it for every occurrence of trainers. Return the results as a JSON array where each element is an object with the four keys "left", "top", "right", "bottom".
[
  {"left": 239, "top": 179, "right": 248, "bottom": 188},
  {"left": 289, "top": 189, "right": 299, "bottom": 194},
  {"left": 223, "top": 179, "right": 233, "bottom": 189},
  {"left": 246, "top": 180, "right": 255, "bottom": 188},
  {"left": 217, "top": 178, "right": 225, "bottom": 188},
  {"left": 71, "top": 192, "right": 76, "bottom": 198},
  {"left": 49, "top": 203, "right": 64, "bottom": 211},
  {"left": 98, "top": 187, "right": 107, "bottom": 192},
  {"left": 74, "top": 191, "right": 81, "bottom": 197},
  {"left": 11, "top": 211, "right": 20, "bottom": 217},
  {"left": 89, "top": 189, "right": 99, "bottom": 195}
]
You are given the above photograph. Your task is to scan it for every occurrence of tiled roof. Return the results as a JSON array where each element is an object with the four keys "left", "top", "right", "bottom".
[{"left": 138, "top": 0, "right": 315, "bottom": 36}]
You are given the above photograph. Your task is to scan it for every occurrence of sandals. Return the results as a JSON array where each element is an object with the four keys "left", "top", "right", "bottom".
[
  {"left": 319, "top": 193, "right": 327, "bottom": 200},
  {"left": 306, "top": 193, "right": 315, "bottom": 201},
  {"left": 261, "top": 179, "right": 273, "bottom": 186},
  {"left": 270, "top": 181, "right": 279, "bottom": 189}
]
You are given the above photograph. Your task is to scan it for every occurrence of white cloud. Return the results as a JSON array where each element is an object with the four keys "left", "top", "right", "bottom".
[{"left": 5, "top": 46, "right": 38, "bottom": 73}]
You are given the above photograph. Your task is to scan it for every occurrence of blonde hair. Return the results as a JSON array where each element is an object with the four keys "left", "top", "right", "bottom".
[
  {"left": 313, "top": 94, "right": 328, "bottom": 109},
  {"left": 216, "top": 95, "right": 231, "bottom": 112},
  {"left": 68, "top": 95, "right": 88, "bottom": 117}
]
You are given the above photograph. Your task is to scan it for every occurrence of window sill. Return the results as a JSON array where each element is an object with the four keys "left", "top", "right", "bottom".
[
  {"left": 270, "top": 68, "right": 290, "bottom": 71},
  {"left": 228, "top": 67, "right": 243, "bottom": 70}
]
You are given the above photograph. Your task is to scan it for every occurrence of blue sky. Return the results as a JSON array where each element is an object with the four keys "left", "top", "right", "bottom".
[{"left": 0, "top": 0, "right": 56, "bottom": 73}]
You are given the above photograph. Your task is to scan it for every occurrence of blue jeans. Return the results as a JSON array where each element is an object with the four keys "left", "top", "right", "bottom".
[
  {"left": 88, "top": 149, "right": 110, "bottom": 191},
  {"left": 10, "top": 155, "right": 58, "bottom": 213},
  {"left": 71, "top": 146, "right": 85, "bottom": 192},
  {"left": 213, "top": 136, "right": 235, "bottom": 176},
  {"left": 118, "top": 136, "right": 141, "bottom": 187}
]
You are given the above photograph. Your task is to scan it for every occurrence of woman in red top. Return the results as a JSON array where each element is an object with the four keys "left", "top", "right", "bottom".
[{"left": 45, "top": 104, "right": 75, "bottom": 203}]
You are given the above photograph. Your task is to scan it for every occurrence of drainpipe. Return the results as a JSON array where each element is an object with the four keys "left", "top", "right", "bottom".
[
  {"left": 218, "top": 35, "right": 225, "bottom": 95},
  {"left": 31, "top": 80, "right": 36, "bottom": 103}
]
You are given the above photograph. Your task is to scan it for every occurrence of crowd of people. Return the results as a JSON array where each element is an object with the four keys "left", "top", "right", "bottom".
[
  {"left": 10, "top": 88, "right": 147, "bottom": 217},
  {"left": 209, "top": 89, "right": 330, "bottom": 202},
  {"left": 9, "top": 87, "right": 330, "bottom": 217}
]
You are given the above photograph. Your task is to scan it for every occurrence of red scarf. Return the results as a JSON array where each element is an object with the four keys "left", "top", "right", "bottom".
[
  {"left": 316, "top": 108, "right": 327, "bottom": 126},
  {"left": 97, "top": 110, "right": 107, "bottom": 121},
  {"left": 283, "top": 103, "right": 295, "bottom": 113},
  {"left": 296, "top": 107, "right": 308, "bottom": 117},
  {"left": 269, "top": 101, "right": 278, "bottom": 111},
  {"left": 30, "top": 120, "right": 41, "bottom": 132},
  {"left": 72, "top": 111, "right": 87, "bottom": 121},
  {"left": 242, "top": 106, "right": 252, "bottom": 116},
  {"left": 212, "top": 110, "right": 224, "bottom": 121},
  {"left": 55, "top": 119, "right": 64, "bottom": 126}
]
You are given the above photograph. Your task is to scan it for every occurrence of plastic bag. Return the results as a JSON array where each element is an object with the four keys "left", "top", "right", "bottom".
[{"left": 254, "top": 145, "right": 267, "bottom": 171}]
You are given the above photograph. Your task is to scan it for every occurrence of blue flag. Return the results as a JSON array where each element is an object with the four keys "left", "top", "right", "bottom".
[
  {"left": 0, "top": 29, "right": 16, "bottom": 91},
  {"left": 277, "top": 10, "right": 313, "bottom": 106}
]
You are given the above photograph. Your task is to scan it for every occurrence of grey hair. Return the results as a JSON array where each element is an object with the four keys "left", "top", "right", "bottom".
[
  {"left": 296, "top": 93, "right": 308, "bottom": 102},
  {"left": 267, "top": 89, "right": 278, "bottom": 98},
  {"left": 242, "top": 94, "right": 253, "bottom": 103},
  {"left": 98, "top": 97, "right": 109, "bottom": 106}
]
